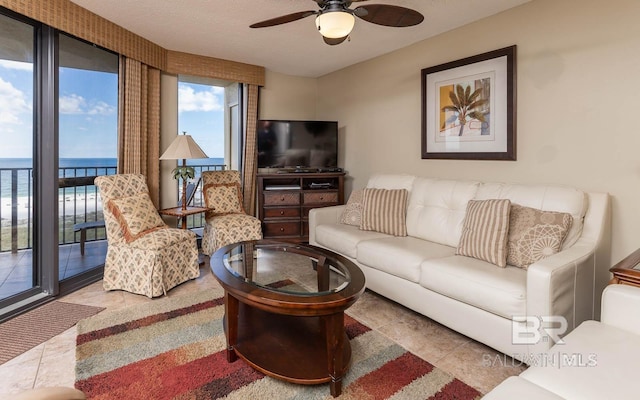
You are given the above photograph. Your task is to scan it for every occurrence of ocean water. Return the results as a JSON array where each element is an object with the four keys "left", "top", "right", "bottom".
[{"left": 0, "top": 157, "right": 225, "bottom": 199}]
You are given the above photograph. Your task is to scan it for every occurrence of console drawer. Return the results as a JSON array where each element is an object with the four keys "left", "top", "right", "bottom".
[
  {"left": 264, "top": 207, "right": 300, "bottom": 219},
  {"left": 303, "top": 191, "right": 338, "bottom": 204},
  {"left": 263, "top": 221, "right": 301, "bottom": 237},
  {"left": 264, "top": 192, "right": 300, "bottom": 206}
]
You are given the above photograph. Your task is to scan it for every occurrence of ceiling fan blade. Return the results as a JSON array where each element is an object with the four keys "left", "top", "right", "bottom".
[
  {"left": 354, "top": 4, "right": 424, "bottom": 27},
  {"left": 313, "top": 0, "right": 368, "bottom": 7},
  {"left": 250, "top": 11, "right": 316, "bottom": 28},
  {"left": 323, "top": 36, "right": 349, "bottom": 45}
]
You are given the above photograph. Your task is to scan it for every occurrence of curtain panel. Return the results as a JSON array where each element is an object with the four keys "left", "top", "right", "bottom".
[
  {"left": 117, "top": 56, "right": 161, "bottom": 207},
  {"left": 242, "top": 84, "right": 259, "bottom": 216}
]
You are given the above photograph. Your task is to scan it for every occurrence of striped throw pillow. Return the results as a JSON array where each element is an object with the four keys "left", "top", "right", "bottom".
[
  {"left": 456, "top": 199, "right": 511, "bottom": 267},
  {"left": 360, "top": 188, "right": 408, "bottom": 236}
]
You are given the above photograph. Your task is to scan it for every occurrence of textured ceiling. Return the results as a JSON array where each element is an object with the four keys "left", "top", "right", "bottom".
[{"left": 69, "top": 0, "right": 530, "bottom": 78}]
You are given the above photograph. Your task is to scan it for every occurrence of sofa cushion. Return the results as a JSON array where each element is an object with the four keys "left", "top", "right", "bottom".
[
  {"left": 456, "top": 199, "right": 511, "bottom": 267},
  {"left": 315, "top": 223, "right": 389, "bottom": 259},
  {"left": 507, "top": 204, "right": 573, "bottom": 268},
  {"left": 360, "top": 188, "right": 408, "bottom": 236},
  {"left": 366, "top": 173, "right": 415, "bottom": 191},
  {"left": 475, "top": 183, "right": 587, "bottom": 249},
  {"left": 419, "top": 255, "right": 527, "bottom": 319},
  {"left": 357, "top": 236, "right": 455, "bottom": 283},
  {"left": 482, "top": 377, "right": 564, "bottom": 400},
  {"left": 520, "top": 320, "right": 640, "bottom": 400},
  {"left": 340, "top": 189, "right": 363, "bottom": 226},
  {"left": 405, "top": 178, "right": 481, "bottom": 247}
]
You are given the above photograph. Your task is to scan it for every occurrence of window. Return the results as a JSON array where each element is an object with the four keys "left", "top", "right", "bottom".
[
  {"left": 178, "top": 78, "right": 226, "bottom": 168},
  {"left": 176, "top": 76, "right": 239, "bottom": 226}
]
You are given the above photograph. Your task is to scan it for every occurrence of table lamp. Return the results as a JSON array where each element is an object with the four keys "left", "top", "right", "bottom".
[{"left": 160, "top": 131, "right": 208, "bottom": 209}]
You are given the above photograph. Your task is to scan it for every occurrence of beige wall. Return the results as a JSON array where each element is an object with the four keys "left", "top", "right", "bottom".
[
  {"left": 259, "top": 70, "right": 318, "bottom": 120},
  {"left": 264, "top": 0, "right": 640, "bottom": 266}
]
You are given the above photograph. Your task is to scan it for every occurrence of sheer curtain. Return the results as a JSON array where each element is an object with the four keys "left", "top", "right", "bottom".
[{"left": 117, "top": 56, "right": 161, "bottom": 206}]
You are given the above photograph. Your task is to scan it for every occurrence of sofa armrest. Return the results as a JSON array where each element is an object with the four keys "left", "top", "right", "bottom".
[
  {"left": 308, "top": 205, "right": 346, "bottom": 246},
  {"left": 526, "top": 191, "right": 610, "bottom": 328},
  {"left": 525, "top": 239, "right": 598, "bottom": 354},
  {"left": 601, "top": 284, "right": 640, "bottom": 335}
]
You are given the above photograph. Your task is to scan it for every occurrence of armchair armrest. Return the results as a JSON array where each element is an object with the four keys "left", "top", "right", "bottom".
[
  {"left": 601, "top": 284, "right": 640, "bottom": 335},
  {"left": 308, "top": 205, "right": 346, "bottom": 246}
]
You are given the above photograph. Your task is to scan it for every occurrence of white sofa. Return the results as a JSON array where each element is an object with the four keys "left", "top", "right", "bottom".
[
  {"left": 309, "top": 174, "right": 610, "bottom": 361},
  {"left": 484, "top": 284, "right": 640, "bottom": 399}
]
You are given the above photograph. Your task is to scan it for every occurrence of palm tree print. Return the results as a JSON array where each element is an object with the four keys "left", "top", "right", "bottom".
[{"left": 442, "top": 84, "right": 488, "bottom": 136}]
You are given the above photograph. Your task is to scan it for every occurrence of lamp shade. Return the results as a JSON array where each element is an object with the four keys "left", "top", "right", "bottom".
[
  {"left": 315, "top": 11, "right": 355, "bottom": 39},
  {"left": 160, "top": 134, "right": 208, "bottom": 160}
]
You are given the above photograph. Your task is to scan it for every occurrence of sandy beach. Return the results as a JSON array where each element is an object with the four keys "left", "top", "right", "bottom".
[{"left": 0, "top": 193, "right": 103, "bottom": 222}]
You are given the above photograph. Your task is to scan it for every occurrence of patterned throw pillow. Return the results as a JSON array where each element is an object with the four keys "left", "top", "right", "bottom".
[
  {"left": 107, "top": 192, "right": 166, "bottom": 243},
  {"left": 456, "top": 199, "right": 511, "bottom": 268},
  {"left": 204, "top": 183, "right": 245, "bottom": 216},
  {"left": 360, "top": 188, "right": 408, "bottom": 236},
  {"left": 507, "top": 204, "right": 573, "bottom": 269},
  {"left": 340, "top": 189, "right": 364, "bottom": 226}
]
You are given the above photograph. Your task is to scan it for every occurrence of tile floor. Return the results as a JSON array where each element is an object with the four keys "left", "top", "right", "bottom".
[
  {"left": 0, "top": 261, "right": 526, "bottom": 398},
  {"left": 0, "top": 241, "right": 108, "bottom": 300}
]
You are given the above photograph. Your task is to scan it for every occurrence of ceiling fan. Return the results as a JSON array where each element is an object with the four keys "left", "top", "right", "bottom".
[{"left": 250, "top": 0, "right": 424, "bottom": 46}]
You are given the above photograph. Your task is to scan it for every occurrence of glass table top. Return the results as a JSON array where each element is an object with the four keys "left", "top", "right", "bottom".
[{"left": 222, "top": 242, "right": 351, "bottom": 296}]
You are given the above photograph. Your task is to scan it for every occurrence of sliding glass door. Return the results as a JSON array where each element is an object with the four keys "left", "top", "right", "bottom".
[
  {"left": 58, "top": 33, "right": 117, "bottom": 282},
  {"left": 0, "top": 9, "right": 118, "bottom": 320},
  {"left": 0, "top": 12, "right": 36, "bottom": 305}
]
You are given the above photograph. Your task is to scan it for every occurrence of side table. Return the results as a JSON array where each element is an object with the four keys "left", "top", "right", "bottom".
[
  {"left": 158, "top": 206, "right": 210, "bottom": 229},
  {"left": 609, "top": 248, "right": 640, "bottom": 287}
]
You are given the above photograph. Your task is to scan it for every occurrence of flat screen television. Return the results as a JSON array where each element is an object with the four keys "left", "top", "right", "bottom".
[{"left": 257, "top": 120, "right": 338, "bottom": 169}]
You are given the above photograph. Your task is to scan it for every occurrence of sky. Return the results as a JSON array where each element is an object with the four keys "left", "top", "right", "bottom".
[
  {"left": 178, "top": 82, "right": 225, "bottom": 159},
  {"left": 0, "top": 60, "right": 33, "bottom": 158},
  {"left": 0, "top": 60, "right": 225, "bottom": 160}
]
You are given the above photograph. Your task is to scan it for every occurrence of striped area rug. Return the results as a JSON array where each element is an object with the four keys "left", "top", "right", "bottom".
[
  {"left": 75, "top": 288, "right": 482, "bottom": 399},
  {"left": 0, "top": 301, "right": 104, "bottom": 365}
]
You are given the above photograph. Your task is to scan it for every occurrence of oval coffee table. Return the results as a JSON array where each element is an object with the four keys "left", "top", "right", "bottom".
[{"left": 210, "top": 240, "right": 366, "bottom": 397}]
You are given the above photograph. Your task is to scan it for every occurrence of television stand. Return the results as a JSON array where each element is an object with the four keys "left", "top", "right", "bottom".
[
  {"left": 275, "top": 167, "right": 344, "bottom": 174},
  {"left": 257, "top": 171, "right": 345, "bottom": 242}
]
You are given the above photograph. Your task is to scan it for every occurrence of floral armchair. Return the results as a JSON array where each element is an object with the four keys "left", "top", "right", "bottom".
[
  {"left": 201, "top": 170, "right": 262, "bottom": 256},
  {"left": 95, "top": 174, "right": 199, "bottom": 298}
]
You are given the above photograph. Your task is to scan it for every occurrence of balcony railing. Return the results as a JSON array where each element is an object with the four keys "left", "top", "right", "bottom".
[
  {"left": 172, "top": 164, "right": 227, "bottom": 229},
  {"left": 0, "top": 163, "right": 225, "bottom": 253}
]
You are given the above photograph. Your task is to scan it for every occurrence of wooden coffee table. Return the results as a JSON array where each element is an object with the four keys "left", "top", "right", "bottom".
[{"left": 210, "top": 240, "right": 365, "bottom": 397}]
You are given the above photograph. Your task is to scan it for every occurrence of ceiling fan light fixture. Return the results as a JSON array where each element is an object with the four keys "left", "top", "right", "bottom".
[{"left": 315, "top": 11, "right": 355, "bottom": 39}]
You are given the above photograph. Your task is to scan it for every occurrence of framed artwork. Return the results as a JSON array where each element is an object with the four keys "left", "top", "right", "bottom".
[{"left": 421, "top": 45, "right": 516, "bottom": 160}]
